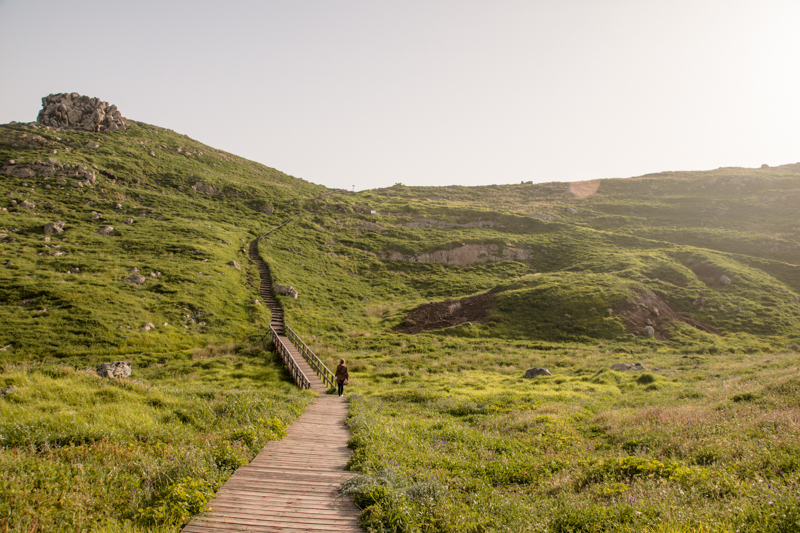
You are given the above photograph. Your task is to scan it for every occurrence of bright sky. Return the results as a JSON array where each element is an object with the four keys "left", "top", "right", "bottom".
[{"left": 1, "top": 1, "right": 798, "bottom": 191}]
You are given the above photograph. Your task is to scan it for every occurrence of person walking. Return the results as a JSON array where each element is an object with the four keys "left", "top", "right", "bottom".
[{"left": 335, "top": 358, "right": 349, "bottom": 397}]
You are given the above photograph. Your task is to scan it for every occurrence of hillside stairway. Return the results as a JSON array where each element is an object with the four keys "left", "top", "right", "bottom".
[{"left": 181, "top": 222, "right": 361, "bottom": 533}]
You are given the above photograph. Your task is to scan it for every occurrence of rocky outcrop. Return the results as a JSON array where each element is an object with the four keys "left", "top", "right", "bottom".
[
  {"left": 1, "top": 158, "right": 96, "bottom": 183},
  {"left": 97, "top": 361, "right": 132, "bottom": 378},
  {"left": 383, "top": 243, "right": 532, "bottom": 267},
  {"left": 37, "top": 93, "right": 128, "bottom": 132}
]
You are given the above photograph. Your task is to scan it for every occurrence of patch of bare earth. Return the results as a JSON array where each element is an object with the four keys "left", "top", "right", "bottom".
[
  {"left": 396, "top": 292, "right": 495, "bottom": 334},
  {"left": 615, "top": 290, "right": 718, "bottom": 340}
]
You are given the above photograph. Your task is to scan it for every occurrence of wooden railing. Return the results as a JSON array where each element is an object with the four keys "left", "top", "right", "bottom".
[
  {"left": 269, "top": 325, "right": 311, "bottom": 390},
  {"left": 286, "top": 324, "right": 336, "bottom": 389}
]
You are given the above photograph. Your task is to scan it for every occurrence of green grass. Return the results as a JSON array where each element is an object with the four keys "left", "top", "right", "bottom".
[
  {"left": 3, "top": 118, "right": 800, "bottom": 532},
  {"left": 337, "top": 345, "right": 800, "bottom": 532},
  {"left": 0, "top": 347, "right": 314, "bottom": 531}
]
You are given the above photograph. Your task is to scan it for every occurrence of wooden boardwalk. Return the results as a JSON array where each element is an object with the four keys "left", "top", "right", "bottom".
[
  {"left": 181, "top": 396, "right": 360, "bottom": 532},
  {"left": 181, "top": 232, "right": 361, "bottom": 532}
]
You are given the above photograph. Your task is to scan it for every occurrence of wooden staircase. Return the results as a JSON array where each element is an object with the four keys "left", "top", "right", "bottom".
[{"left": 181, "top": 224, "right": 362, "bottom": 532}]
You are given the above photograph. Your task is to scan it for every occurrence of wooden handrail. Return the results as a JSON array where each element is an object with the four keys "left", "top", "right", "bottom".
[
  {"left": 285, "top": 325, "right": 336, "bottom": 390},
  {"left": 269, "top": 325, "right": 311, "bottom": 389}
]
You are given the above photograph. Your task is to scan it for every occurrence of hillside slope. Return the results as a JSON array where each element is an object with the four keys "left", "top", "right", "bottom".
[
  {"left": 0, "top": 120, "right": 326, "bottom": 362},
  {"left": 2, "top": 119, "right": 798, "bottom": 362}
]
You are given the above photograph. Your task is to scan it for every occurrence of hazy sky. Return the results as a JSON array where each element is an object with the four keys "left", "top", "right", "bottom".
[{"left": 1, "top": 1, "right": 798, "bottom": 191}]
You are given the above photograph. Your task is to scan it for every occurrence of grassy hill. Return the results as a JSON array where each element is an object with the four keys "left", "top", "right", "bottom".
[{"left": 1, "top": 116, "right": 799, "bottom": 532}]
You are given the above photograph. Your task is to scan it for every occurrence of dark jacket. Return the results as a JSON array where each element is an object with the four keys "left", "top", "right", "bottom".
[{"left": 335, "top": 364, "right": 349, "bottom": 384}]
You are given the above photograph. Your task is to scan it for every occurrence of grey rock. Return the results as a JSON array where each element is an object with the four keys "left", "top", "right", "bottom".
[
  {"left": 86, "top": 142, "right": 100, "bottom": 149},
  {"left": 96, "top": 361, "right": 132, "bottom": 379},
  {"left": 275, "top": 284, "right": 299, "bottom": 299},
  {"left": 191, "top": 181, "right": 221, "bottom": 195},
  {"left": 228, "top": 260, "right": 241, "bottom": 270},
  {"left": 611, "top": 362, "right": 647, "bottom": 372},
  {"left": 97, "top": 226, "right": 114, "bottom": 236},
  {"left": 143, "top": 322, "right": 155, "bottom": 331},
  {"left": 644, "top": 326, "right": 655, "bottom": 337},
  {"left": 720, "top": 275, "right": 731, "bottom": 285},
  {"left": 523, "top": 367, "right": 552, "bottom": 378},
  {"left": 124, "top": 218, "right": 134, "bottom": 224},
  {"left": 70, "top": 181, "right": 83, "bottom": 188},
  {"left": 43, "top": 221, "right": 66, "bottom": 234},
  {"left": 0, "top": 385, "right": 16, "bottom": 396},
  {"left": 19, "top": 200, "right": 35, "bottom": 209},
  {"left": 123, "top": 274, "right": 146, "bottom": 285},
  {"left": 37, "top": 93, "right": 128, "bottom": 132}
]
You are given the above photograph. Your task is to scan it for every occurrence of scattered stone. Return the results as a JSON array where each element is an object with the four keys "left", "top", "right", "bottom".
[
  {"left": 143, "top": 322, "right": 155, "bottom": 331},
  {"left": 275, "top": 284, "right": 299, "bottom": 299},
  {"left": 86, "top": 141, "right": 100, "bottom": 149},
  {"left": 693, "top": 297, "right": 706, "bottom": 307},
  {"left": 19, "top": 200, "right": 35, "bottom": 209},
  {"left": 191, "top": 181, "right": 221, "bottom": 195},
  {"left": 97, "top": 226, "right": 114, "bottom": 236},
  {"left": 523, "top": 367, "right": 552, "bottom": 378},
  {"left": 115, "top": 203, "right": 123, "bottom": 210},
  {"left": 610, "top": 363, "right": 648, "bottom": 372},
  {"left": 252, "top": 299, "right": 261, "bottom": 305},
  {"left": 91, "top": 211, "right": 102, "bottom": 220},
  {"left": 96, "top": 361, "right": 132, "bottom": 379},
  {"left": 0, "top": 344, "right": 12, "bottom": 352},
  {"left": 228, "top": 260, "right": 241, "bottom": 270},
  {"left": 37, "top": 93, "right": 128, "bottom": 132},
  {"left": 124, "top": 218, "right": 134, "bottom": 224},
  {"left": 720, "top": 275, "right": 731, "bottom": 285},
  {"left": 149, "top": 272, "right": 161, "bottom": 278},
  {"left": 0, "top": 385, "right": 16, "bottom": 396},
  {"left": 644, "top": 325, "right": 655, "bottom": 337},
  {"left": 70, "top": 181, "right": 83, "bottom": 188},
  {"left": 43, "top": 221, "right": 66, "bottom": 235},
  {"left": 123, "top": 274, "right": 146, "bottom": 285}
]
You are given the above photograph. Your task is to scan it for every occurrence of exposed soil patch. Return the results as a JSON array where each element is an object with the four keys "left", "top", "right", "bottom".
[
  {"left": 396, "top": 292, "right": 495, "bottom": 334},
  {"left": 615, "top": 290, "right": 719, "bottom": 340}
]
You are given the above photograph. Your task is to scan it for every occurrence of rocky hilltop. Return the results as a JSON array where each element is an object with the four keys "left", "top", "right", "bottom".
[{"left": 36, "top": 92, "right": 128, "bottom": 132}]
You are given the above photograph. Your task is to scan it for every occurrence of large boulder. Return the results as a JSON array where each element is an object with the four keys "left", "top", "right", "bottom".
[
  {"left": 523, "top": 367, "right": 552, "bottom": 378},
  {"left": 97, "top": 361, "right": 132, "bottom": 379},
  {"left": 275, "top": 284, "right": 299, "bottom": 299},
  {"left": 37, "top": 93, "right": 128, "bottom": 132}
]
